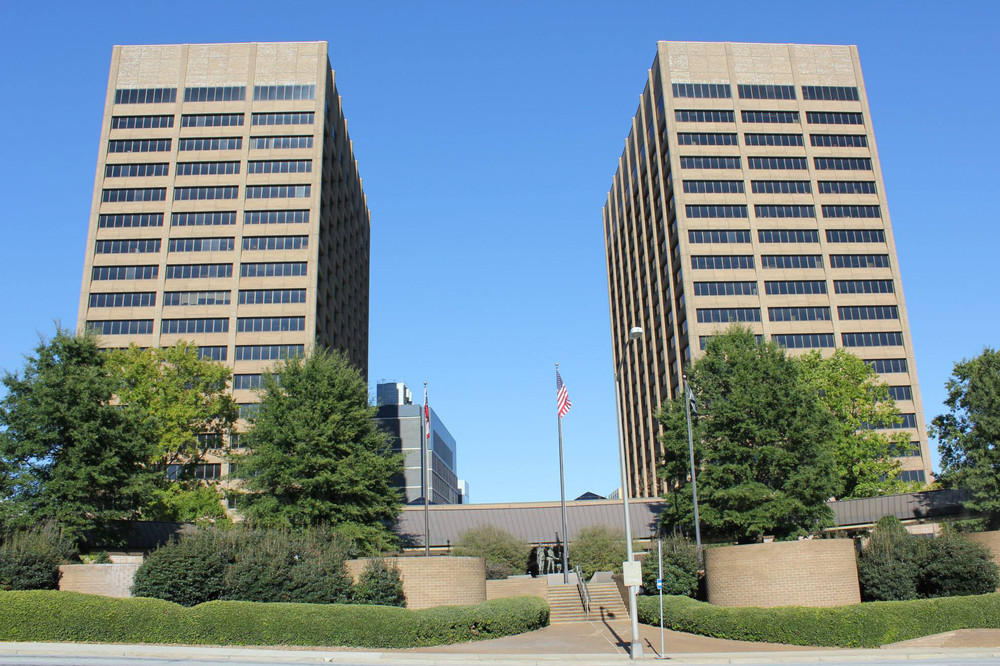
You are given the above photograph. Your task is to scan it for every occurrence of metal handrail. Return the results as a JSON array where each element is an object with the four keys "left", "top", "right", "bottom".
[{"left": 574, "top": 566, "right": 591, "bottom": 617}]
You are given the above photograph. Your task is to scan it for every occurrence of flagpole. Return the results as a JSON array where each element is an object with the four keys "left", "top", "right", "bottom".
[
  {"left": 683, "top": 374, "right": 702, "bottom": 558},
  {"left": 423, "top": 381, "right": 430, "bottom": 557},
  {"left": 556, "top": 363, "right": 570, "bottom": 584}
]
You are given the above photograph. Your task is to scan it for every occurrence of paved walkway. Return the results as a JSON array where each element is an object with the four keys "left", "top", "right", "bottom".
[{"left": 886, "top": 629, "right": 1000, "bottom": 649}]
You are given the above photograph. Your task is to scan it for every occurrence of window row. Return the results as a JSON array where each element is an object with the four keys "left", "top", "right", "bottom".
[
  {"left": 198, "top": 347, "right": 227, "bottom": 361},
  {"left": 807, "top": 111, "right": 864, "bottom": 125},
  {"left": 114, "top": 88, "right": 177, "bottom": 104},
  {"left": 253, "top": 84, "right": 316, "bottom": 101},
  {"left": 868, "top": 358, "right": 908, "bottom": 373},
  {"left": 683, "top": 180, "right": 744, "bottom": 193},
  {"left": 829, "top": 254, "right": 890, "bottom": 268},
  {"left": 691, "top": 255, "right": 754, "bottom": 269},
  {"left": 244, "top": 209, "right": 310, "bottom": 225},
  {"left": 888, "top": 386, "right": 913, "bottom": 401},
  {"left": 252, "top": 112, "right": 315, "bottom": 126},
  {"left": 758, "top": 229, "right": 818, "bottom": 243},
  {"left": 184, "top": 86, "right": 246, "bottom": 102},
  {"left": 693, "top": 281, "right": 758, "bottom": 296},
  {"left": 161, "top": 318, "right": 229, "bottom": 334},
  {"left": 842, "top": 331, "right": 904, "bottom": 347},
  {"left": 826, "top": 229, "right": 885, "bottom": 243},
  {"left": 233, "top": 374, "right": 262, "bottom": 390},
  {"left": 105, "top": 163, "right": 168, "bottom": 177},
  {"left": 815, "top": 157, "right": 872, "bottom": 171},
  {"left": 165, "top": 263, "right": 232, "bottom": 279},
  {"left": 697, "top": 307, "right": 760, "bottom": 323},
  {"left": 818, "top": 181, "right": 876, "bottom": 194},
  {"left": 168, "top": 237, "right": 234, "bottom": 253},
  {"left": 672, "top": 83, "right": 731, "bottom": 99},
  {"left": 178, "top": 137, "right": 242, "bottom": 151},
  {"left": 89, "top": 292, "right": 156, "bottom": 308},
  {"left": 245, "top": 184, "right": 311, "bottom": 199},
  {"left": 99, "top": 213, "right": 164, "bottom": 228},
  {"left": 752, "top": 180, "right": 810, "bottom": 194},
  {"left": 174, "top": 186, "right": 238, "bottom": 201},
  {"left": 108, "top": 139, "right": 171, "bottom": 153},
  {"left": 743, "top": 110, "right": 800, "bottom": 124},
  {"left": 176, "top": 161, "right": 239, "bottom": 175},
  {"left": 686, "top": 204, "right": 747, "bottom": 218},
  {"left": 181, "top": 113, "right": 244, "bottom": 127},
  {"left": 765, "top": 280, "right": 826, "bottom": 295},
  {"left": 823, "top": 205, "right": 881, "bottom": 218},
  {"left": 671, "top": 84, "right": 858, "bottom": 102},
  {"left": 748, "top": 156, "right": 807, "bottom": 170},
  {"left": 111, "top": 115, "right": 174, "bottom": 129},
  {"left": 243, "top": 235, "right": 308, "bottom": 251},
  {"left": 755, "top": 204, "right": 815, "bottom": 218},
  {"left": 247, "top": 159, "right": 312, "bottom": 174},
  {"left": 769, "top": 306, "right": 830, "bottom": 321},
  {"left": 92, "top": 265, "right": 158, "bottom": 280},
  {"left": 677, "top": 132, "right": 737, "bottom": 146},
  {"left": 761, "top": 254, "right": 823, "bottom": 269},
  {"left": 168, "top": 210, "right": 312, "bottom": 227},
  {"left": 738, "top": 84, "right": 796, "bottom": 100},
  {"left": 239, "top": 288, "right": 306, "bottom": 304},
  {"left": 688, "top": 229, "right": 752, "bottom": 244},
  {"left": 102, "top": 188, "right": 166, "bottom": 202},
  {"left": 235, "top": 344, "right": 305, "bottom": 361},
  {"left": 241, "top": 262, "right": 307, "bottom": 277},
  {"left": 95, "top": 239, "right": 160, "bottom": 254},
  {"left": 834, "top": 279, "right": 894, "bottom": 294},
  {"left": 773, "top": 333, "right": 835, "bottom": 348},
  {"left": 163, "top": 290, "right": 230, "bottom": 306},
  {"left": 680, "top": 156, "right": 742, "bottom": 170},
  {"left": 811, "top": 133, "right": 868, "bottom": 147},
  {"left": 172, "top": 211, "right": 238, "bottom": 227},
  {"left": 839, "top": 305, "right": 899, "bottom": 320},
  {"left": 88, "top": 319, "right": 154, "bottom": 335},
  {"left": 675, "top": 109, "right": 734, "bottom": 123},
  {"left": 248, "top": 135, "right": 314, "bottom": 150},
  {"left": 237, "top": 316, "right": 306, "bottom": 332},
  {"left": 744, "top": 133, "right": 803, "bottom": 146},
  {"left": 802, "top": 85, "right": 860, "bottom": 101}
]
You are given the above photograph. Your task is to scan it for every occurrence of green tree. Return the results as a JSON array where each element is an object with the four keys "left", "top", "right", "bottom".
[
  {"left": 144, "top": 483, "right": 229, "bottom": 524},
  {"left": 799, "top": 349, "right": 922, "bottom": 499},
  {"left": 932, "top": 347, "right": 1000, "bottom": 529},
  {"left": 569, "top": 526, "right": 638, "bottom": 578},
  {"left": 229, "top": 347, "right": 402, "bottom": 542},
  {"left": 657, "top": 326, "right": 839, "bottom": 542},
  {"left": 0, "top": 329, "right": 157, "bottom": 541},
  {"left": 352, "top": 558, "right": 406, "bottom": 607},
  {"left": 452, "top": 525, "right": 531, "bottom": 580}
]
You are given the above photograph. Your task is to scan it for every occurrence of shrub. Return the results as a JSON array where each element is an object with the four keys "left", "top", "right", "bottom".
[
  {"left": 917, "top": 530, "right": 1000, "bottom": 598},
  {"left": 0, "top": 524, "right": 77, "bottom": 591},
  {"left": 640, "top": 535, "right": 699, "bottom": 597},
  {"left": 570, "top": 526, "right": 637, "bottom": 579},
  {"left": 452, "top": 525, "right": 530, "bottom": 580},
  {"left": 91, "top": 551, "right": 112, "bottom": 564},
  {"left": 857, "top": 515, "right": 925, "bottom": 601},
  {"left": 637, "top": 592, "right": 1000, "bottom": 648},
  {"left": 352, "top": 558, "right": 405, "bottom": 607},
  {"left": 0, "top": 591, "right": 549, "bottom": 648},
  {"left": 131, "top": 529, "right": 228, "bottom": 606}
]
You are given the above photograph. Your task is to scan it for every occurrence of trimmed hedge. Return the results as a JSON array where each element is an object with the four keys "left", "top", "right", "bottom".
[
  {"left": 0, "top": 591, "right": 548, "bottom": 648},
  {"left": 637, "top": 593, "right": 1000, "bottom": 648}
]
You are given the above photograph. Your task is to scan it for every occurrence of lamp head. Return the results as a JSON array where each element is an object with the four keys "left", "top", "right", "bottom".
[{"left": 628, "top": 327, "right": 644, "bottom": 340}]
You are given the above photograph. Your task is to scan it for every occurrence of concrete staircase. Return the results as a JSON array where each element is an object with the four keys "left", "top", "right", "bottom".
[{"left": 547, "top": 580, "right": 629, "bottom": 624}]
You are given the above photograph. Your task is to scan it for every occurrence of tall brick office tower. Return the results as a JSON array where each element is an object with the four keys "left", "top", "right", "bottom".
[
  {"left": 604, "top": 42, "right": 932, "bottom": 499},
  {"left": 77, "top": 42, "right": 370, "bottom": 485}
]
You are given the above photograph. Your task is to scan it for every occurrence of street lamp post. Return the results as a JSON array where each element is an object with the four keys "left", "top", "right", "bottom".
[{"left": 613, "top": 325, "right": 644, "bottom": 659}]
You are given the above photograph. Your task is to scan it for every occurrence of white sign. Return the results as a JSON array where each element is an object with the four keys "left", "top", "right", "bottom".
[{"left": 622, "top": 560, "right": 642, "bottom": 587}]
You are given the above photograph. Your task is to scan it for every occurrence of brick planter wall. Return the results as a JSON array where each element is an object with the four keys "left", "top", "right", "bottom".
[
  {"left": 705, "top": 539, "right": 861, "bottom": 608},
  {"left": 967, "top": 531, "right": 1000, "bottom": 591},
  {"left": 346, "top": 556, "right": 486, "bottom": 609},
  {"left": 486, "top": 576, "right": 547, "bottom": 601},
  {"left": 58, "top": 563, "right": 142, "bottom": 598}
]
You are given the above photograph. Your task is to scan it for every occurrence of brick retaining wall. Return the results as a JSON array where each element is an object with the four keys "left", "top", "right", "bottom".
[
  {"left": 58, "top": 563, "right": 141, "bottom": 598},
  {"left": 346, "top": 556, "right": 486, "bottom": 609},
  {"left": 486, "top": 576, "right": 547, "bottom": 601},
  {"left": 705, "top": 539, "right": 860, "bottom": 608}
]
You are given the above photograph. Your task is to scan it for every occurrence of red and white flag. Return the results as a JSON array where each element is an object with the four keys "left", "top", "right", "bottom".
[
  {"left": 556, "top": 368, "right": 572, "bottom": 418},
  {"left": 424, "top": 390, "right": 431, "bottom": 440}
]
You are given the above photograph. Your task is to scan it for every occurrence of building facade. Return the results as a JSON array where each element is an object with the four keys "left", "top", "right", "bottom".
[
  {"left": 76, "top": 42, "right": 370, "bottom": 483},
  {"left": 604, "top": 42, "right": 932, "bottom": 499},
  {"left": 374, "top": 382, "right": 460, "bottom": 504}
]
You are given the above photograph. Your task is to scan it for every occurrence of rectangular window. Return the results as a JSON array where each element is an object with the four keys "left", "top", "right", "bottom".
[
  {"left": 755, "top": 205, "right": 815, "bottom": 218},
  {"left": 236, "top": 316, "right": 306, "bottom": 332},
  {"left": 677, "top": 133, "right": 738, "bottom": 146},
  {"left": 235, "top": 344, "right": 305, "bottom": 361},
  {"left": 682, "top": 180, "right": 744, "bottom": 193},
  {"left": 834, "top": 280, "right": 894, "bottom": 294},
  {"left": 161, "top": 318, "right": 230, "bottom": 334},
  {"left": 165, "top": 264, "right": 233, "bottom": 279},
  {"left": 758, "top": 229, "right": 819, "bottom": 243},
  {"left": 829, "top": 254, "right": 890, "bottom": 269},
  {"left": 842, "top": 331, "right": 904, "bottom": 347},
  {"left": 238, "top": 289, "right": 307, "bottom": 304},
  {"left": 802, "top": 85, "right": 859, "bottom": 101},
  {"left": 738, "top": 84, "right": 795, "bottom": 100},
  {"left": 240, "top": 262, "right": 307, "bottom": 277},
  {"left": 679, "top": 156, "right": 741, "bottom": 169},
  {"left": 751, "top": 180, "right": 811, "bottom": 194},
  {"left": 867, "top": 358, "right": 908, "bottom": 374},
  {"left": 198, "top": 347, "right": 228, "bottom": 361},
  {"left": 181, "top": 113, "right": 244, "bottom": 127},
  {"left": 838, "top": 305, "right": 899, "bottom": 320},
  {"left": 899, "top": 470, "right": 925, "bottom": 483},
  {"left": 826, "top": 229, "right": 885, "bottom": 243},
  {"left": 92, "top": 265, "right": 158, "bottom": 281},
  {"left": 168, "top": 237, "right": 235, "bottom": 253},
  {"left": 249, "top": 135, "right": 314, "bottom": 150},
  {"left": 811, "top": 134, "right": 868, "bottom": 148},
  {"left": 102, "top": 188, "right": 166, "bottom": 203},
  {"left": 88, "top": 319, "right": 154, "bottom": 335},
  {"left": 247, "top": 160, "right": 312, "bottom": 174},
  {"left": 243, "top": 210, "right": 310, "bottom": 225},
  {"left": 815, "top": 157, "right": 872, "bottom": 171},
  {"left": 807, "top": 111, "right": 864, "bottom": 125},
  {"left": 178, "top": 137, "right": 242, "bottom": 151},
  {"left": 748, "top": 156, "right": 807, "bottom": 170},
  {"left": 242, "top": 236, "right": 309, "bottom": 251},
  {"left": 773, "top": 333, "right": 836, "bottom": 348},
  {"left": 184, "top": 86, "right": 246, "bottom": 102},
  {"left": 245, "top": 184, "right": 311, "bottom": 199},
  {"left": 686, "top": 205, "right": 748, "bottom": 218},
  {"left": 823, "top": 205, "right": 882, "bottom": 218},
  {"left": 671, "top": 83, "right": 731, "bottom": 99},
  {"left": 253, "top": 84, "right": 316, "bottom": 101},
  {"left": 888, "top": 386, "right": 913, "bottom": 401},
  {"left": 761, "top": 254, "right": 823, "bottom": 269},
  {"left": 691, "top": 255, "right": 754, "bottom": 269},
  {"left": 163, "top": 291, "right": 231, "bottom": 306},
  {"left": 238, "top": 403, "right": 260, "bottom": 420},
  {"left": 769, "top": 307, "right": 831, "bottom": 322},
  {"left": 89, "top": 292, "right": 156, "bottom": 308},
  {"left": 176, "top": 161, "right": 240, "bottom": 176},
  {"left": 233, "top": 374, "right": 262, "bottom": 390},
  {"left": 114, "top": 88, "right": 177, "bottom": 104},
  {"left": 765, "top": 280, "right": 827, "bottom": 295},
  {"left": 111, "top": 115, "right": 174, "bottom": 129},
  {"left": 108, "top": 139, "right": 171, "bottom": 153},
  {"left": 741, "top": 110, "right": 800, "bottom": 124},
  {"left": 95, "top": 239, "right": 161, "bottom": 254},
  {"left": 693, "top": 281, "right": 758, "bottom": 296},
  {"left": 98, "top": 213, "right": 164, "bottom": 229},
  {"left": 171, "top": 212, "right": 237, "bottom": 227},
  {"left": 818, "top": 181, "right": 877, "bottom": 194},
  {"left": 251, "top": 112, "right": 315, "bottom": 126},
  {"left": 674, "top": 109, "right": 734, "bottom": 123},
  {"left": 688, "top": 230, "right": 751, "bottom": 243},
  {"left": 744, "top": 133, "right": 804, "bottom": 146},
  {"left": 105, "top": 163, "right": 168, "bottom": 177},
  {"left": 173, "top": 186, "right": 238, "bottom": 201},
  {"left": 697, "top": 308, "right": 760, "bottom": 323}
]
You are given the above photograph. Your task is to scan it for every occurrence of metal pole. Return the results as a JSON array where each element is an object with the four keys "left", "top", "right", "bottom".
[
  {"left": 556, "top": 363, "right": 570, "bottom": 584},
  {"left": 423, "top": 382, "right": 430, "bottom": 557},
  {"left": 683, "top": 375, "right": 702, "bottom": 558},
  {"left": 614, "top": 349, "right": 642, "bottom": 659},
  {"left": 658, "top": 537, "right": 665, "bottom": 658}
]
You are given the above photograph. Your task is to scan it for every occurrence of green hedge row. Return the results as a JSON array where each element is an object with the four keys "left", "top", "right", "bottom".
[
  {"left": 0, "top": 591, "right": 549, "bottom": 649},
  {"left": 637, "top": 593, "right": 1000, "bottom": 648}
]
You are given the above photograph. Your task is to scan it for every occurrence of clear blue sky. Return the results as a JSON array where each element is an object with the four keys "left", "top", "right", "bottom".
[{"left": 1, "top": 1, "right": 997, "bottom": 504}]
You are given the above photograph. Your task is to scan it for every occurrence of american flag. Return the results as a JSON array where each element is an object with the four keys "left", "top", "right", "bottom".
[{"left": 556, "top": 368, "right": 572, "bottom": 418}]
